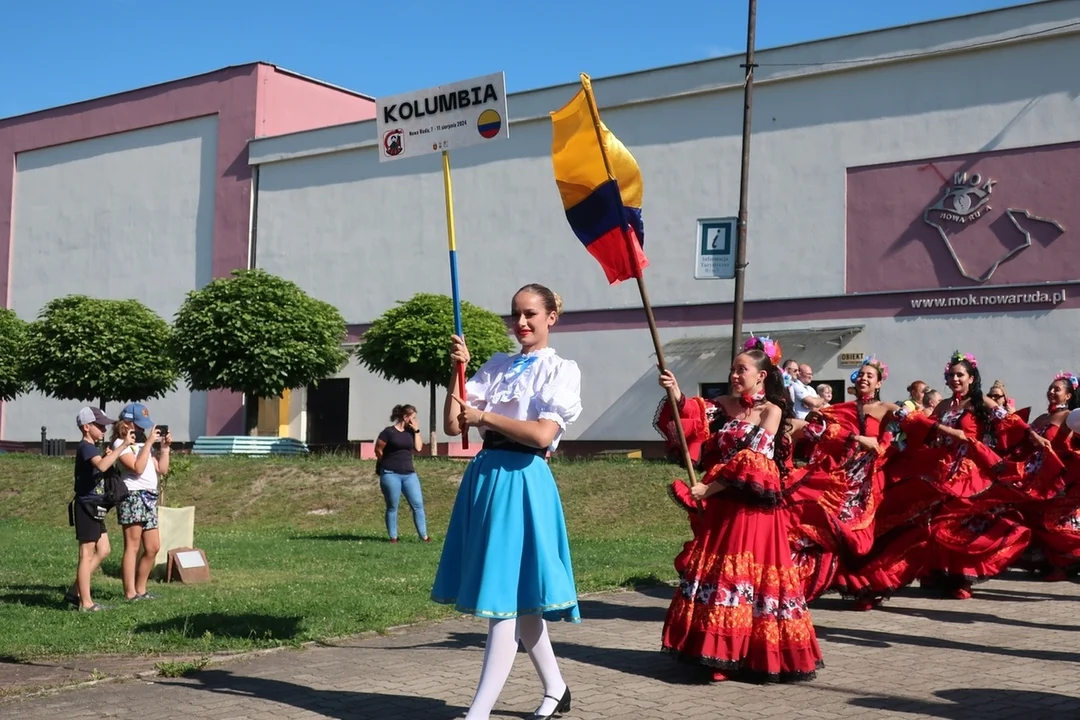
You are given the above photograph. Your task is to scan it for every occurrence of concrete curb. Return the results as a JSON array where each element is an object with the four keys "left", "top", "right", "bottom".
[{"left": 1, "top": 584, "right": 671, "bottom": 703}]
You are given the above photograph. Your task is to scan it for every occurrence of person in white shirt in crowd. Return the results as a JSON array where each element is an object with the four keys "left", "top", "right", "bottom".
[
  {"left": 791, "top": 364, "right": 825, "bottom": 420},
  {"left": 782, "top": 359, "right": 800, "bottom": 404},
  {"left": 110, "top": 403, "right": 171, "bottom": 601}
]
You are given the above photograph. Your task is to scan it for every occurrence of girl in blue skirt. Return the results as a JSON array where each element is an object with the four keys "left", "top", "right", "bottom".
[{"left": 433, "top": 283, "right": 582, "bottom": 720}]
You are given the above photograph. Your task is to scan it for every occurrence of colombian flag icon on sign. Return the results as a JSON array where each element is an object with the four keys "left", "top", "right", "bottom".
[
  {"left": 550, "top": 83, "right": 647, "bottom": 284},
  {"left": 477, "top": 109, "right": 502, "bottom": 139}
]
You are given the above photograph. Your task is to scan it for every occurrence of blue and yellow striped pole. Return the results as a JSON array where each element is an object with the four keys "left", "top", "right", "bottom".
[{"left": 442, "top": 150, "right": 469, "bottom": 450}]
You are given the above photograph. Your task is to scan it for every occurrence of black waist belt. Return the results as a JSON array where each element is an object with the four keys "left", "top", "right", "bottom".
[{"left": 482, "top": 430, "right": 547, "bottom": 458}]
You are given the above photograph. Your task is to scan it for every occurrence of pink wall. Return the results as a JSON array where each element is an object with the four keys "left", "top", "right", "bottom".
[
  {"left": 0, "top": 62, "right": 375, "bottom": 438},
  {"left": 846, "top": 142, "right": 1077, "bottom": 294},
  {"left": 0, "top": 64, "right": 262, "bottom": 438},
  {"left": 256, "top": 66, "right": 374, "bottom": 138}
]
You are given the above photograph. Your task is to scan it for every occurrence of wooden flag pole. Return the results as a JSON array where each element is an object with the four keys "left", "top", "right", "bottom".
[
  {"left": 579, "top": 74, "right": 699, "bottom": 492},
  {"left": 729, "top": 0, "right": 757, "bottom": 364},
  {"left": 442, "top": 150, "right": 469, "bottom": 450}
]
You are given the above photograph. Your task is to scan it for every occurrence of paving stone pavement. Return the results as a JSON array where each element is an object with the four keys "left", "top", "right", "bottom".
[{"left": 4, "top": 573, "right": 1080, "bottom": 720}]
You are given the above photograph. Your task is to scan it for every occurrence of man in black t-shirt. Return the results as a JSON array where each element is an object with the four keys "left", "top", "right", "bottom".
[{"left": 67, "top": 407, "right": 133, "bottom": 612}]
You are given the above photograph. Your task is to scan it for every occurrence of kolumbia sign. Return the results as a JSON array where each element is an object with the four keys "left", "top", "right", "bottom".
[{"left": 375, "top": 72, "right": 509, "bottom": 162}]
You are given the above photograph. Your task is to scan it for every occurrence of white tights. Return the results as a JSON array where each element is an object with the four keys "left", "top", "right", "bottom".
[{"left": 464, "top": 615, "right": 567, "bottom": 720}]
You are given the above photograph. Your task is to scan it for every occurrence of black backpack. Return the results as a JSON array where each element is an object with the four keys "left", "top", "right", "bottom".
[{"left": 100, "top": 462, "right": 130, "bottom": 507}]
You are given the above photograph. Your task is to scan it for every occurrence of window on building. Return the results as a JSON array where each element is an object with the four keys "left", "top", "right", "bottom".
[{"left": 700, "top": 382, "right": 728, "bottom": 400}]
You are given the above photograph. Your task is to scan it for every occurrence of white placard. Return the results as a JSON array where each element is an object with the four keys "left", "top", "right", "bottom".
[
  {"left": 175, "top": 550, "right": 206, "bottom": 569},
  {"left": 375, "top": 72, "right": 509, "bottom": 162},
  {"left": 695, "top": 217, "right": 737, "bottom": 280}
]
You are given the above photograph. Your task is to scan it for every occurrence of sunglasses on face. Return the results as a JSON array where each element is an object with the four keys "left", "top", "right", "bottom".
[{"left": 988, "top": 394, "right": 1005, "bottom": 401}]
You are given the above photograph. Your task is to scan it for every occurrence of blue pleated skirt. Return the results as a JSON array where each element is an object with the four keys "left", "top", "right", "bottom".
[{"left": 431, "top": 448, "right": 580, "bottom": 623}]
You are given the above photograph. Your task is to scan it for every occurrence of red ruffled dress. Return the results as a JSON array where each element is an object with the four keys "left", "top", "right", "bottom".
[
  {"left": 653, "top": 394, "right": 712, "bottom": 467},
  {"left": 987, "top": 408, "right": 1069, "bottom": 506},
  {"left": 837, "top": 402, "right": 1052, "bottom": 600},
  {"left": 785, "top": 402, "right": 895, "bottom": 601},
  {"left": 656, "top": 396, "right": 823, "bottom": 682},
  {"left": 924, "top": 404, "right": 1067, "bottom": 590},
  {"left": 1012, "top": 410, "right": 1080, "bottom": 575}
]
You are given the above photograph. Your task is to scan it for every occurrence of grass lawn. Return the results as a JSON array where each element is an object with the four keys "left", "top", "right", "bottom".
[{"left": 0, "top": 453, "right": 689, "bottom": 660}]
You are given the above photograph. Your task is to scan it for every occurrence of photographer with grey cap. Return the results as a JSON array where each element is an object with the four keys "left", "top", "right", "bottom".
[{"left": 66, "top": 406, "right": 134, "bottom": 611}]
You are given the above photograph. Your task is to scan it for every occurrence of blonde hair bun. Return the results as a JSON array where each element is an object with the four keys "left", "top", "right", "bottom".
[{"left": 515, "top": 283, "right": 562, "bottom": 318}]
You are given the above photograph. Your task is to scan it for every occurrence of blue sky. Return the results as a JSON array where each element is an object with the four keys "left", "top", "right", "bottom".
[{"left": 1, "top": 0, "right": 1032, "bottom": 119}]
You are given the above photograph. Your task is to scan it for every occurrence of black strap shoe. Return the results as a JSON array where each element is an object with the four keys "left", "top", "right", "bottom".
[{"left": 530, "top": 686, "right": 571, "bottom": 719}]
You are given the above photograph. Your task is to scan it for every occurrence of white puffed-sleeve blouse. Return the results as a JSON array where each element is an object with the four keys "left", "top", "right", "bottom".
[{"left": 465, "top": 346, "right": 583, "bottom": 452}]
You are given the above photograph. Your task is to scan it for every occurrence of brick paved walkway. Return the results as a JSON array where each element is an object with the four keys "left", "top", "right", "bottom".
[{"left": 5, "top": 574, "right": 1080, "bottom": 719}]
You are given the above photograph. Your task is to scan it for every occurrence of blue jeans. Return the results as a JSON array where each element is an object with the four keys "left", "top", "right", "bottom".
[{"left": 379, "top": 471, "right": 427, "bottom": 539}]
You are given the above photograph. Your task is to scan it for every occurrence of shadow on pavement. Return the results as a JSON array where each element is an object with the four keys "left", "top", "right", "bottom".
[
  {"left": 816, "top": 623, "right": 1080, "bottom": 663},
  {"left": 551, "top": 640, "right": 706, "bottom": 686},
  {"left": 375, "top": 626, "right": 704, "bottom": 686},
  {"left": 974, "top": 586, "right": 1080, "bottom": 602},
  {"left": 395, "top": 630, "right": 487, "bottom": 651},
  {"left": 850, "top": 687, "right": 1080, "bottom": 718},
  {"left": 386, "top": 629, "right": 704, "bottom": 686},
  {"left": 576, "top": 597, "right": 668, "bottom": 623},
  {"left": 159, "top": 668, "right": 465, "bottom": 720},
  {"left": 876, "top": 604, "right": 1080, "bottom": 632}
]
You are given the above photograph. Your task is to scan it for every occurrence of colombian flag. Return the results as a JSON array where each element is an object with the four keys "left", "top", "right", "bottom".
[{"left": 550, "top": 79, "right": 648, "bottom": 284}]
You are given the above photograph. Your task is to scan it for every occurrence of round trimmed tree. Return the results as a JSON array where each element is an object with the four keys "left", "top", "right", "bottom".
[
  {"left": 356, "top": 293, "right": 513, "bottom": 454},
  {"left": 0, "top": 308, "right": 29, "bottom": 402},
  {"left": 23, "top": 295, "right": 177, "bottom": 410},
  {"left": 170, "top": 269, "right": 349, "bottom": 407}
]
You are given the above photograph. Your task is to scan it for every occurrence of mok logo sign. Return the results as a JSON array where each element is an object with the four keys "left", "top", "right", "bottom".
[{"left": 922, "top": 171, "right": 1065, "bottom": 284}]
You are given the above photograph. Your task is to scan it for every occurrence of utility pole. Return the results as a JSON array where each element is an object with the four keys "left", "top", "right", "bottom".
[{"left": 729, "top": 0, "right": 757, "bottom": 363}]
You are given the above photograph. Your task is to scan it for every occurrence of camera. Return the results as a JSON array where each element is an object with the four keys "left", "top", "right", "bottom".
[{"left": 133, "top": 425, "right": 167, "bottom": 445}]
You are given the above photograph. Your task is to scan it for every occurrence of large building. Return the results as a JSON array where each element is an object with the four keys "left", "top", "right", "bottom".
[
  {"left": 3, "top": 1, "right": 1079, "bottom": 450},
  {"left": 0, "top": 63, "right": 374, "bottom": 442}
]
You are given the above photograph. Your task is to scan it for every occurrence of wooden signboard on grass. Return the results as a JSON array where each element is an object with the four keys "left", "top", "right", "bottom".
[{"left": 166, "top": 547, "right": 211, "bottom": 584}]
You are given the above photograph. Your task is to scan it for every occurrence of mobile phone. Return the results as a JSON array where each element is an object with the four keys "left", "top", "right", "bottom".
[{"left": 158, "top": 425, "right": 169, "bottom": 437}]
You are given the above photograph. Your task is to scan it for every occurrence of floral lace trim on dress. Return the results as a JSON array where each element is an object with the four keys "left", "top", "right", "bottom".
[{"left": 661, "top": 550, "right": 823, "bottom": 682}]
